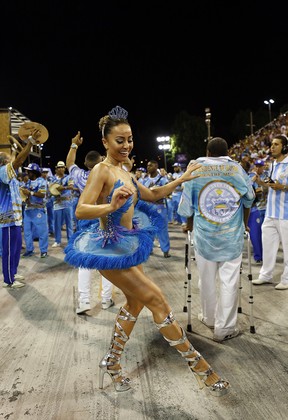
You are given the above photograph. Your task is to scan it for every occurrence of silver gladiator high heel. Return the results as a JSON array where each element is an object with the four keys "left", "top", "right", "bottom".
[
  {"left": 99, "top": 306, "right": 137, "bottom": 392},
  {"left": 155, "top": 312, "right": 230, "bottom": 396}
]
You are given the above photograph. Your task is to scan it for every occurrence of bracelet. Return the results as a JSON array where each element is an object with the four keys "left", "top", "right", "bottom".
[
  {"left": 70, "top": 143, "right": 78, "bottom": 149},
  {"left": 27, "top": 135, "right": 37, "bottom": 145}
]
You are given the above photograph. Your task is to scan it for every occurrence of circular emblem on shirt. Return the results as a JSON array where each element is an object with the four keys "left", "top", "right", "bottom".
[{"left": 199, "top": 180, "right": 240, "bottom": 224}]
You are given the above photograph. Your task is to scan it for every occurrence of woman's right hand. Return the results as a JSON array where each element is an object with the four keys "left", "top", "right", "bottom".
[{"left": 110, "top": 185, "right": 135, "bottom": 211}]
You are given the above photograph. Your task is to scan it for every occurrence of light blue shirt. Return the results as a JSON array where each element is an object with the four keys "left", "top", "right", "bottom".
[
  {"left": 0, "top": 163, "right": 22, "bottom": 227},
  {"left": 265, "top": 156, "right": 288, "bottom": 219},
  {"left": 25, "top": 177, "right": 47, "bottom": 210},
  {"left": 178, "top": 156, "right": 255, "bottom": 261},
  {"left": 51, "top": 174, "right": 74, "bottom": 210}
]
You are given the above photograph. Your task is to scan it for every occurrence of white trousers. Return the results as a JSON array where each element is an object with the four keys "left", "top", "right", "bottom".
[
  {"left": 259, "top": 218, "right": 288, "bottom": 284},
  {"left": 195, "top": 251, "right": 242, "bottom": 337},
  {"left": 78, "top": 268, "right": 113, "bottom": 303}
]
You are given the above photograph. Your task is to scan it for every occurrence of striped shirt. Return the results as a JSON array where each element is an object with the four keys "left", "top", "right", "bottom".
[
  {"left": 265, "top": 156, "right": 288, "bottom": 219},
  {"left": 68, "top": 164, "right": 90, "bottom": 193}
]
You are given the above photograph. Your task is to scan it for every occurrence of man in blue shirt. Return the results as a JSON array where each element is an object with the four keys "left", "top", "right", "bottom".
[
  {"left": 0, "top": 131, "right": 42, "bottom": 288},
  {"left": 21, "top": 163, "right": 49, "bottom": 258},
  {"left": 252, "top": 135, "right": 288, "bottom": 290},
  {"left": 142, "top": 160, "right": 171, "bottom": 258},
  {"left": 178, "top": 137, "right": 255, "bottom": 342},
  {"left": 50, "top": 161, "right": 74, "bottom": 247}
]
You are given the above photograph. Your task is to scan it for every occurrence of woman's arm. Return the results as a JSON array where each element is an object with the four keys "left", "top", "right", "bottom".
[{"left": 137, "top": 161, "right": 201, "bottom": 202}]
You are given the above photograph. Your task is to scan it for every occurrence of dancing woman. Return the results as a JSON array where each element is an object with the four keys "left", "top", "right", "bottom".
[{"left": 65, "top": 106, "right": 230, "bottom": 396}]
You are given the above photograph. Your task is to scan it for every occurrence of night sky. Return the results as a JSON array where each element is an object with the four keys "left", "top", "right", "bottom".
[{"left": 1, "top": 1, "right": 287, "bottom": 168}]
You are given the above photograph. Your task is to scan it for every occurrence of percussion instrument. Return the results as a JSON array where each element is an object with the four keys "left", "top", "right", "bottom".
[
  {"left": 49, "top": 183, "right": 61, "bottom": 196},
  {"left": 18, "top": 121, "right": 49, "bottom": 145},
  {"left": 8, "top": 135, "right": 23, "bottom": 152}
]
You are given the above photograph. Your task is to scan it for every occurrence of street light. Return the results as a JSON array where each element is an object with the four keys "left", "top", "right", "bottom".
[
  {"left": 264, "top": 99, "right": 274, "bottom": 122},
  {"left": 205, "top": 108, "right": 211, "bottom": 142},
  {"left": 157, "top": 136, "right": 170, "bottom": 171}
]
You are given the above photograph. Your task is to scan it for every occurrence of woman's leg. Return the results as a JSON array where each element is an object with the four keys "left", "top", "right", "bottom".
[
  {"left": 99, "top": 265, "right": 229, "bottom": 395},
  {"left": 98, "top": 291, "right": 144, "bottom": 391}
]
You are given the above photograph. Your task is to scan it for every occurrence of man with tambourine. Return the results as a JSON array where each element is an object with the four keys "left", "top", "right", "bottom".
[
  {"left": 21, "top": 163, "right": 49, "bottom": 258},
  {"left": 1, "top": 125, "right": 46, "bottom": 288},
  {"left": 41, "top": 168, "right": 55, "bottom": 237},
  {"left": 50, "top": 161, "right": 74, "bottom": 248}
]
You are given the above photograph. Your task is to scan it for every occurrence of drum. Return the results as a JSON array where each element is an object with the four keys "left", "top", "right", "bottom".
[
  {"left": 49, "top": 183, "right": 61, "bottom": 196},
  {"left": 18, "top": 121, "right": 49, "bottom": 145}
]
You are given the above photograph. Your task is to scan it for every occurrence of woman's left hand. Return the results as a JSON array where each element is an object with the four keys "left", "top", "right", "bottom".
[{"left": 181, "top": 161, "right": 202, "bottom": 182}]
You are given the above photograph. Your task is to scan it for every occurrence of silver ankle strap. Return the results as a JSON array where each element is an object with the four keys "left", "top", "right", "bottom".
[
  {"left": 155, "top": 311, "right": 175, "bottom": 329},
  {"left": 118, "top": 306, "right": 138, "bottom": 323}
]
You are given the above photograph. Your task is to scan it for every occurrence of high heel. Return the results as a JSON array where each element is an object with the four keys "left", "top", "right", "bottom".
[
  {"left": 155, "top": 312, "right": 230, "bottom": 396},
  {"left": 177, "top": 342, "right": 230, "bottom": 396},
  {"left": 99, "top": 306, "right": 137, "bottom": 392},
  {"left": 99, "top": 355, "right": 131, "bottom": 392}
]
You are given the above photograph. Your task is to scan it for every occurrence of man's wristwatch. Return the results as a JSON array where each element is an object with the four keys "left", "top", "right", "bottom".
[{"left": 70, "top": 143, "right": 78, "bottom": 149}]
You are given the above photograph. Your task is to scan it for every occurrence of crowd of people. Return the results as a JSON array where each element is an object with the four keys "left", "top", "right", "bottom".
[{"left": 1, "top": 105, "right": 288, "bottom": 397}]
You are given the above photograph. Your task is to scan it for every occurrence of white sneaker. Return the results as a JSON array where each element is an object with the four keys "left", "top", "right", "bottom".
[
  {"left": 275, "top": 282, "right": 288, "bottom": 290},
  {"left": 101, "top": 299, "right": 115, "bottom": 310},
  {"left": 213, "top": 328, "right": 240, "bottom": 343},
  {"left": 76, "top": 302, "right": 91, "bottom": 314},
  {"left": 3, "top": 280, "right": 25, "bottom": 289},
  {"left": 252, "top": 278, "right": 273, "bottom": 285},
  {"left": 14, "top": 273, "right": 25, "bottom": 281},
  {"left": 52, "top": 242, "right": 61, "bottom": 248}
]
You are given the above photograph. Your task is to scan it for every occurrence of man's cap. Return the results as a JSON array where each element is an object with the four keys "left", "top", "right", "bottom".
[
  {"left": 41, "top": 167, "right": 50, "bottom": 172},
  {"left": 23, "top": 163, "right": 41, "bottom": 173},
  {"left": 55, "top": 161, "right": 66, "bottom": 168},
  {"left": 137, "top": 167, "right": 146, "bottom": 172},
  {"left": 254, "top": 159, "right": 265, "bottom": 166},
  {"left": 173, "top": 162, "right": 181, "bottom": 167}
]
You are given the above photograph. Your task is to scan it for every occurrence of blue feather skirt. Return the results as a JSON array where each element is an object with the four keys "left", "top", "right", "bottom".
[{"left": 64, "top": 200, "right": 164, "bottom": 270}]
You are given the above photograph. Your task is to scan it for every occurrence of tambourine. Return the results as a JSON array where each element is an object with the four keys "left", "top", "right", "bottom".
[
  {"left": 49, "top": 183, "right": 61, "bottom": 196},
  {"left": 18, "top": 121, "right": 49, "bottom": 145},
  {"left": 8, "top": 135, "right": 23, "bottom": 152}
]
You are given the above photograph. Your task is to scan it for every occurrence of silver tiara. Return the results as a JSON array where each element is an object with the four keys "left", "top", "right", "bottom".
[{"left": 108, "top": 105, "right": 128, "bottom": 120}]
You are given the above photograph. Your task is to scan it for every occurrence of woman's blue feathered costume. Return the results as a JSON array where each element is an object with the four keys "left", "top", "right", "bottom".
[{"left": 64, "top": 180, "right": 164, "bottom": 270}]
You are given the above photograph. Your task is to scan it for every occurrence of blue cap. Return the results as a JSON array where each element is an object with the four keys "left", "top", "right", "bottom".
[
  {"left": 173, "top": 162, "right": 181, "bottom": 167},
  {"left": 23, "top": 163, "right": 41, "bottom": 172},
  {"left": 254, "top": 159, "right": 265, "bottom": 166}
]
